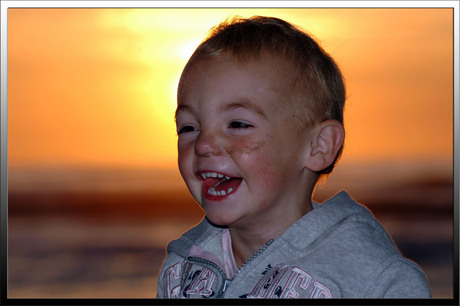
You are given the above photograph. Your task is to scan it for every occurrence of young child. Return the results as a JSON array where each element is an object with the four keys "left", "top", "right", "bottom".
[{"left": 157, "top": 16, "right": 431, "bottom": 298}]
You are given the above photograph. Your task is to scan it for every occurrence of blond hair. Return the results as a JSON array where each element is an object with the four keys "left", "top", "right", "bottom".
[{"left": 179, "top": 16, "right": 346, "bottom": 175}]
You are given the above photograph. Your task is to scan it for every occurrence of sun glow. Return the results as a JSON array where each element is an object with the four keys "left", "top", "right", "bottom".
[{"left": 7, "top": 8, "right": 453, "bottom": 169}]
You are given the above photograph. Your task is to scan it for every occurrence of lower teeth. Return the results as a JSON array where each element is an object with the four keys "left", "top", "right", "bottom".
[{"left": 208, "top": 187, "right": 234, "bottom": 196}]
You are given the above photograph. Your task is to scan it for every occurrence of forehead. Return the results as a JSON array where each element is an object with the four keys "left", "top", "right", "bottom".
[{"left": 177, "top": 52, "right": 300, "bottom": 112}]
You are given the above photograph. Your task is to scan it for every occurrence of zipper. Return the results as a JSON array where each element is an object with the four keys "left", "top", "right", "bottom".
[
  {"left": 185, "top": 239, "right": 274, "bottom": 297},
  {"left": 186, "top": 256, "right": 231, "bottom": 297},
  {"left": 232, "top": 239, "right": 275, "bottom": 279}
]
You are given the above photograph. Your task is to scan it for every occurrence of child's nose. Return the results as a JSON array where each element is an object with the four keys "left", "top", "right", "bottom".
[{"left": 194, "top": 131, "right": 224, "bottom": 158}]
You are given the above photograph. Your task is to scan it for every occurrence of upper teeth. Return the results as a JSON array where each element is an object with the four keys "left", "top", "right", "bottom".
[{"left": 202, "top": 172, "right": 231, "bottom": 180}]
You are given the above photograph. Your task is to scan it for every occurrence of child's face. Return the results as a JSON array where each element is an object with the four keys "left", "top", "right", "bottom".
[{"left": 175, "top": 53, "right": 313, "bottom": 232}]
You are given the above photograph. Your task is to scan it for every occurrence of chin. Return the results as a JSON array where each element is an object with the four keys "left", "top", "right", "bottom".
[
  {"left": 205, "top": 216, "right": 230, "bottom": 228},
  {"left": 204, "top": 212, "right": 236, "bottom": 228}
]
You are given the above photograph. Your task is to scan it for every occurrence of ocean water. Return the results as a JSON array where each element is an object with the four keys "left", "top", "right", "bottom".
[
  {"left": 8, "top": 216, "right": 197, "bottom": 298},
  {"left": 8, "top": 211, "right": 453, "bottom": 298},
  {"left": 6, "top": 162, "right": 454, "bottom": 299}
]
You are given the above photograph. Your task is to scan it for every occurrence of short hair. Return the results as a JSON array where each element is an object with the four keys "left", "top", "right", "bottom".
[{"left": 179, "top": 16, "right": 346, "bottom": 176}]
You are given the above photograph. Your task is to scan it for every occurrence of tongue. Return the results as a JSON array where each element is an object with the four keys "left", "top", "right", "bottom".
[
  {"left": 213, "top": 178, "right": 242, "bottom": 191},
  {"left": 203, "top": 178, "right": 220, "bottom": 187}
]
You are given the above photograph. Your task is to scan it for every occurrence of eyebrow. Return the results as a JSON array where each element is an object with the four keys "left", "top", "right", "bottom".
[
  {"left": 220, "top": 101, "right": 267, "bottom": 119},
  {"left": 175, "top": 104, "right": 195, "bottom": 120},
  {"left": 175, "top": 100, "right": 267, "bottom": 120}
]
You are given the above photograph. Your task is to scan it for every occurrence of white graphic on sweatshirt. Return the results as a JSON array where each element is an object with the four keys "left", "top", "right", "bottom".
[
  {"left": 163, "top": 262, "right": 182, "bottom": 298},
  {"left": 246, "top": 265, "right": 332, "bottom": 298},
  {"left": 283, "top": 266, "right": 313, "bottom": 298},
  {"left": 310, "top": 281, "right": 332, "bottom": 298},
  {"left": 163, "top": 262, "right": 332, "bottom": 298},
  {"left": 185, "top": 267, "right": 216, "bottom": 297}
]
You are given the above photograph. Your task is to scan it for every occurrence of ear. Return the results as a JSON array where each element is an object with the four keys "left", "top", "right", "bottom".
[{"left": 305, "top": 120, "right": 344, "bottom": 172}]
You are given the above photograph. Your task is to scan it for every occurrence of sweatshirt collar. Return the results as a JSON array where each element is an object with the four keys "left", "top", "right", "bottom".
[
  {"left": 169, "top": 191, "right": 371, "bottom": 261},
  {"left": 280, "top": 190, "right": 371, "bottom": 249}
]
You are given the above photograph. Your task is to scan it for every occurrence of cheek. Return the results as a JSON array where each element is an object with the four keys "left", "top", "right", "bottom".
[
  {"left": 177, "top": 143, "right": 194, "bottom": 178},
  {"left": 236, "top": 135, "right": 297, "bottom": 186},
  {"left": 226, "top": 139, "right": 266, "bottom": 157},
  {"left": 227, "top": 136, "right": 279, "bottom": 179},
  {"left": 225, "top": 134, "right": 270, "bottom": 163}
]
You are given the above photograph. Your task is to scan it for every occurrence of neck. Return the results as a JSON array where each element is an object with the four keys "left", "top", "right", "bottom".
[
  {"left": 229, "top": 200, "right": 312, "bottom": 268},
  {"left": 229, "top": 228, "right": 269, "bottom": 268}
]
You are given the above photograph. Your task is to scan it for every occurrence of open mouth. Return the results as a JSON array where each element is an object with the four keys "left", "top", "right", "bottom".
[{"left": 199, "top": 171, "right": 242, "bottom": 199}]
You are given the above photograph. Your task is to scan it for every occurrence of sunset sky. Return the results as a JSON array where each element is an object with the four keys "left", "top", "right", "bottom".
[
  {"left": 5, "top": 7, "right": 455, "bottom": 299},
  {"left": 7, "top": 7, "right": 453, "bottom": 171}
]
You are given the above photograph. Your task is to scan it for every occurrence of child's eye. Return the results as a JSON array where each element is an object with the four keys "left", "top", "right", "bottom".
[
  {"left": 228, "top": 121, "right": 253, "bottom": 129},
  {"left": 177, "top": 125, "right": 198, "bottom": 135}
]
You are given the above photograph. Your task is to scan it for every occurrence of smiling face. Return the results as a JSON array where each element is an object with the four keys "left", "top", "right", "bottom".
[{"left": 175, "top": 52, "right": 316, "bottom": 234}]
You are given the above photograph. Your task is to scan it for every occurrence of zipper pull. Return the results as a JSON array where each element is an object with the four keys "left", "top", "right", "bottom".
[{"left": 222, "top": 279, "right": 232, "bottom": 293}]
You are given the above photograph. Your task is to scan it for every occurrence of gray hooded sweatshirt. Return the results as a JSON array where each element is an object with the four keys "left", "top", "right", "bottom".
[{"left": 156, "top": 191, "right": 431, "bottom": 298}]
